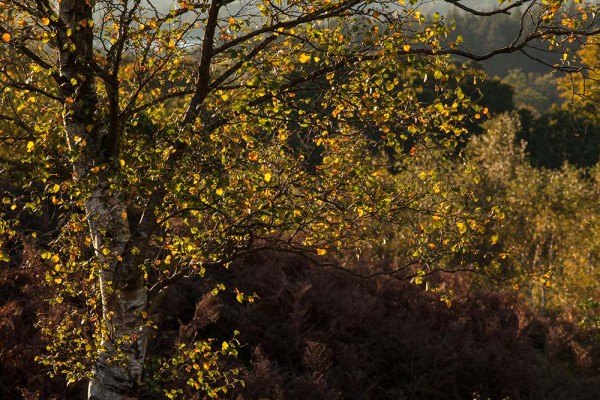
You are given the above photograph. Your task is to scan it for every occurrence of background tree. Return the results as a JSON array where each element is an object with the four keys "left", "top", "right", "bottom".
[
  {"left": 501, "top": 68, "right": 560, "bottom": 115},
  {"left": 517, "top": 108, "right": 600, "bottom": 168},
  {"left": 468, "top": 114, "right": 600, "bottom": 316},
  {"left": 558, "top": 35, "right": 600, "bottom": 123},
  {"left": 1, "top": 1, "right": 600, "bottom": 399}
]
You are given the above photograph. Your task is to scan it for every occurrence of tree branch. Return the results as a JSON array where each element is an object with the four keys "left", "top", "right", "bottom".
[
  {"left": 180, "top": 0, "right": 223, "bottom": 126},
  {"left": 444, "top": 0, "right": 531, "bottom": 17}
]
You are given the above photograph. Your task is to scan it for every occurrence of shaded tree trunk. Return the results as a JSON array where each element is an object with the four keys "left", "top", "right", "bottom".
[{"left": 56, "top": 1, "right": 147, "bottom": 398}]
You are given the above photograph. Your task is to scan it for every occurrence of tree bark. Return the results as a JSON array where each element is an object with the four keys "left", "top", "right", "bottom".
[
  {"left": 85, "top": 188, "right": 147, "bottom": 400},
  {"left": 56, "top": 1, "right": 147, "bottom": 398}
]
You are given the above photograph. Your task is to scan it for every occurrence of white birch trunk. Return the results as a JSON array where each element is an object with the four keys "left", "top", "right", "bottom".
[
  {"left": 56, "top": 1, "right": 148, "bottom": 398},
  {"left": 85, "top": 189, "right": 148, "bottom": 400}
]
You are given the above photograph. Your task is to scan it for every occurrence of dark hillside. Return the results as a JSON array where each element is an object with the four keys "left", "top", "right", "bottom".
[
  {"left": 3, "top": 250, "right": 600, "bottom": 399},
  {"left": 152, "top": 253, "right": 600, "bottom": 399}
]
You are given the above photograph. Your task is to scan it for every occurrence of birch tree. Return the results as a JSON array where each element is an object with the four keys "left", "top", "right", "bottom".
[{"left": 1, "top": 0, "right": 599, "bottom": 398}]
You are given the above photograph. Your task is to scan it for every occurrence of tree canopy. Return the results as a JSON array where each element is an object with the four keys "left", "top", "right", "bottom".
[{"left": 1, "top": 0, "right": 600, "bottom": 399}]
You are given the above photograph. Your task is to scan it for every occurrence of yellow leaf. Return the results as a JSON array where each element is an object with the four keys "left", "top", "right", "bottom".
[
  {"left": 121, "top": 212, "right": 128, "bottom": 219},
  {"left": 298, "top": 53, "right": 311, "bottom": 64},
  {"left": 221, "top": 341, "right": 229, "bottom": 351},
  {"left": 248, "top": 152, "right": 259, "bottom": 161},
  {"left": 120, "top": 159, "right": 126, "bottom": 167},
  {"left": 10, "top": 204, "right": 16, "bottom": 210},
  {"left": 101, "top": 247, "right": 110, "bottom": 256},
  {"left": 26, "top": 141, "right": 35, "bottom": 152},
  {"left": 215, "top": 188, "right": 224, "bottom": 196},
  {"left": 403, "top": 44, "right": 411, "bottom": 52},
  {"left": 456, "top": 221, "right": 467, "bottom": 234},
  {"left": 90, "top": 166, "right": 100, "bottom": 173},
  {"left": 236, "top": 290, "right": 244, "bottom": 303},
  {"left": 316, "top": 248, "right": 327, "bottom": 256},
  {"left": 1, "top": 32, "right": 10, "bottom": 43},
  {"left": 263, "top": 172, "right": 272, "bottom": 182},
  {"left": 51, "top": 254, "right": 59, "bottom": 263},
  {"left": 54, "top": 277, "right": 62, "bottom": 284},
  {"left": 141, "top": 310, "right": 148, "bottom": 319},
  {"left": 52, "top": 184, "right": 60, "bottom": 193},
  {"left": 41, "top": 17, "right": 50, "bottom": 26}
]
